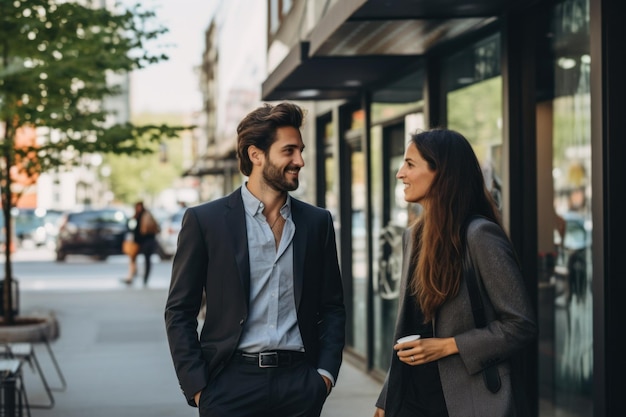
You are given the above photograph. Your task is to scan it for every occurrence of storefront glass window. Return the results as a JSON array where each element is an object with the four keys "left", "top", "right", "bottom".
[
  {"left": 323, "top": 121, "right": 338, "bottom": 226},
  {"left": 346, "top": 131, "right": 367, "bottom": 358},
  {"left": 536, "top": 0, "right": 592, "bottom": 415},
  {"left": 445, "top": 33, "right": 504, "bottom": 211},
  {"left": 370, "top": 117, "right": 424, "bottom": 373},
  {"left": 368, "top": 69, "right": 425, "bottom": 373}
]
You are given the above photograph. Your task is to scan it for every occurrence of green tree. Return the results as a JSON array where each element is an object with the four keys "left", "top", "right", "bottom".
[{"left": 0, "top": 0, "right": 189, "bottom": 323}]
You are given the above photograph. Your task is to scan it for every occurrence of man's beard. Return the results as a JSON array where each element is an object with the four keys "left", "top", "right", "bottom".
[{"left": 263, "top": 157, "right": 299, "bottom": 192}]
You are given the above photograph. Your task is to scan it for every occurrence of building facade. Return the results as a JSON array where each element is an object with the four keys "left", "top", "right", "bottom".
[
  {"left": 189, "top": 0, "right": 269, "bottom": 201},
  {"left": 36, "top": 0, "right": 131, "bottom": 211},
  {"left": 260, "top": 0, "right": 624, "bottom": 415}
]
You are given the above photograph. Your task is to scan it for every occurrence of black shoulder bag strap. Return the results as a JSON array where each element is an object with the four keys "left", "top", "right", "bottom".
[{"left": 463, "top": 222, "right": 502, "bottom": 394}]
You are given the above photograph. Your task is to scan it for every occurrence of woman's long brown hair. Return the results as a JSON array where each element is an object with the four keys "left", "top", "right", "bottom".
[{"left": 408, "top": 129, "right": 501, "bottom": 323}]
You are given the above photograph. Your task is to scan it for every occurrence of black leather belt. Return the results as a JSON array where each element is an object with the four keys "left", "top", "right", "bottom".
[{"left": 234, "top": 351, "right": 305, "bottom": 368}]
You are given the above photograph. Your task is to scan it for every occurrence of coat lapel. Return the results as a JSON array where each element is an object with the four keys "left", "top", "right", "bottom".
[
  {"left": 291, "top": 199, "right": 306, "bottom": 310},
  {"left": 225, "top": 188, "right": 250, "bottom": 305}
]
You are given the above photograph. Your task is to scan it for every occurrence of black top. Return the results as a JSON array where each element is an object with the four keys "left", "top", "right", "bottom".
[
  {"left": 400, "top": 289, "right": 449, "bottom": 417},
  {"left": 133, "top": 211, "right": 156, "bottom": 244}
]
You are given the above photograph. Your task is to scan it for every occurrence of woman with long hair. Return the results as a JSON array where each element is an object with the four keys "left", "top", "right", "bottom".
[{"left": 374, "top": 129, "right": 537, "bottom": 417}]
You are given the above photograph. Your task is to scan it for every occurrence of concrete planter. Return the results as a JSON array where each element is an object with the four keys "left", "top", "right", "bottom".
[{"left": 0, "top": 313, "right": 59, "bottom": 343}]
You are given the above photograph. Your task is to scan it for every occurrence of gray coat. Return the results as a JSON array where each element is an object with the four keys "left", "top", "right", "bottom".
[{"left": 376, "top": 217, "right": 537, "bottom": 417}]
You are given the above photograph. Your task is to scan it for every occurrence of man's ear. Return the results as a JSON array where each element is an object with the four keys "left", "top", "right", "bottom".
[{"left": 248, "top": 145, "right": 264, "bottom": 166}]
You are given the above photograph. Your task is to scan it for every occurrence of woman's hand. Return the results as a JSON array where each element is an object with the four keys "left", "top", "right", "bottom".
[
  {"left": 394, "top": 337, "right": 459, "bottom": 366},
  {"left": 373, "top": 407, "right": 385, "bottom": 417}
]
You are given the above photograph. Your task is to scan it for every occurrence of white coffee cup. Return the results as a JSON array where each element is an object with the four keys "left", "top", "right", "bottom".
[{"left": 396, "top": 334, "right": 421, "bottom": 345}]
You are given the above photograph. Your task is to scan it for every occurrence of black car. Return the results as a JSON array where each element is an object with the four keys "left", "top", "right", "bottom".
[{"left": 55, "top": 208, "right": 129, "bottom": 261}]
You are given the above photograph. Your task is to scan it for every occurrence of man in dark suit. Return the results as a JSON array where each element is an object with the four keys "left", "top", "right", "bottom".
[{"left": 165, "top": 102, "right": 346, "bottom": 417}]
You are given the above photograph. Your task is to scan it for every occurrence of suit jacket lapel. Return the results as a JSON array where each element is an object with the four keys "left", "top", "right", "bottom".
[
  {"left": 225, "top": 188, "right": 251, "bottom": 306},
  {"left": 291, "top": 199, "right": 306, "bottom": 310}
]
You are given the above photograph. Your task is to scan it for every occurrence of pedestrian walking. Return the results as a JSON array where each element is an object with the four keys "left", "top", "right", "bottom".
[{"left": 122, "top": 201, "right": 159, "bottom": 286}]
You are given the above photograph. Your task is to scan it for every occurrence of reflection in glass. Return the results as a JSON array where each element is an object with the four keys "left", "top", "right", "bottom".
[
  {"left": 370, "top": 69, "right": 425, "bottom": 372},
  {"left": 323, "top": 121, "right": 337, "bottom": 227},
  {"left": 444, "top": 33, "right": 503, "bottom": 209},
  {"left": 371, "top": 114, "right": 423, "bottom": 372},
  {"left": 350, "top": 135, "right": 367, "bottom": 357},
  {"left": 447, "top": 76, "right": 503, "bottom": 210},
  {"left": 536, "top": 0, "right": 592, "bottom": 415}
]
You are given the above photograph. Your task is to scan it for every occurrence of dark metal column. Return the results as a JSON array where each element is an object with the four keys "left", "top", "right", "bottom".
[
  {"left": 501, "top": 10, "right": 539, "bottom": 417},
  {"left": 590, "top": 0, "right": 626, "bottom": 415}
]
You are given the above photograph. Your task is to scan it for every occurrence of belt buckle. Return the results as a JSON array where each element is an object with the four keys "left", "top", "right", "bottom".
[{"left": 259, "top": 352, "right": 279, "bottom": 368}]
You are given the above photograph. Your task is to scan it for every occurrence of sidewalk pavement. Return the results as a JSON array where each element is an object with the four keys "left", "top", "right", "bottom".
[{"left": 19, "top": 287, "right": 382, "bottom": 417}]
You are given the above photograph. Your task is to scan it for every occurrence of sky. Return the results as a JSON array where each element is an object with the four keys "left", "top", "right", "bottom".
[{"left": 125, "top": 0, "right": 217, "bottom": 115}]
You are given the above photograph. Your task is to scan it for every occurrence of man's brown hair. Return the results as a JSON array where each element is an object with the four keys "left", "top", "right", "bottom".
[{"left": 236, "top": 102, "right": 305, "bottom": 176}]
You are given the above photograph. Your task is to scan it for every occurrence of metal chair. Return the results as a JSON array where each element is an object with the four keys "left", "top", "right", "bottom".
[
  {"left": 2, "top": 343, "right": 52, "bottom": 409},
  {"left": 0, "top": 358, "right": 31, "bottom": 417}
]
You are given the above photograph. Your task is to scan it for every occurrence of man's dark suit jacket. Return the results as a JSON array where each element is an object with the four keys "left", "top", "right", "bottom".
[{"left": 165, "top": 188, "right": 346, "bottom": 406}]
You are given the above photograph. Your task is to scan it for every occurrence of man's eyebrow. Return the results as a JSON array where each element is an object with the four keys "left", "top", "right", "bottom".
[{"left": 282, "top": 144, "right": 305, "bottom": 151}]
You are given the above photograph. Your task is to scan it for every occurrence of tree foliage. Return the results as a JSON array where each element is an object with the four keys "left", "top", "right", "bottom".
[
  {"left": 105, "top": 112, "right": 187, "bottom": 205},
  {"left": 0, "top": 0, "right": 190, "bottom": 322}
]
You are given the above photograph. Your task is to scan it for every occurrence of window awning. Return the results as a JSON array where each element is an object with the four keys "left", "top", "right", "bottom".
[
  {"left": 261, "top": 0, "right": 531, "bottom": 102},
  {"left": 261, "top": 41, "right": 420, "bottom": 101}
]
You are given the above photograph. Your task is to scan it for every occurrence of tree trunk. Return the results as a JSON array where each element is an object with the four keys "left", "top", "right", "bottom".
[{"left": 2, "top": 124, "right": 16, "bottom": 324}]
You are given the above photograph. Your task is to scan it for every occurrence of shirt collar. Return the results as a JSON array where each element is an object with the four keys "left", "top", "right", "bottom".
[{"left": 241, "top": 182, "right": 292, "bottom": 218}]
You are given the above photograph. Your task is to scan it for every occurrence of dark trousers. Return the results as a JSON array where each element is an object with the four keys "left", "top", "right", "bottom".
[
  {"left": 139, "top": 238, "right": 157, "bottom": 283},
  {"left": 198, "top": 358, "right": 328, "bottom": 417}
]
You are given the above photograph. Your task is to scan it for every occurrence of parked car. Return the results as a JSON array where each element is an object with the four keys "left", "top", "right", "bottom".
[
  {"left": 41, "top": 209, "right": 64, "bottom": 249},
  {"left": 0, "top": 208, "right": 58, "bottom": 252},
  {"left": 0, "top": 211, "right": 8, "bottom": 252},
  {"left": 12, "top": 208, "right": 48, "bottom": 248},
  {"left": 157, "top": 208, "right": 186, "bottom": 260},
  {"left": 55, "top": 208, "right": 129, "bottom": 262}
]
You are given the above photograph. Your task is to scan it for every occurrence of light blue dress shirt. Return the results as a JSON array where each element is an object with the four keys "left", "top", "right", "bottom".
[{"left": 237, "top": 184, "right": 304, "bottom": 353}]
